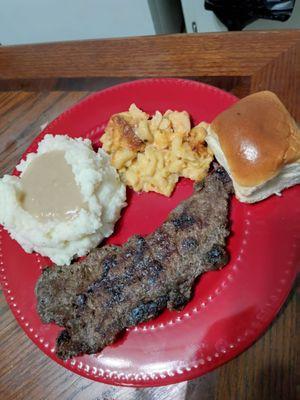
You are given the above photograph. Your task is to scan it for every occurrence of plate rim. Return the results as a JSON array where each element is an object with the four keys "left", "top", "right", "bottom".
[{"left": 0, "top": 78, "right": 297, "bottom": 387}]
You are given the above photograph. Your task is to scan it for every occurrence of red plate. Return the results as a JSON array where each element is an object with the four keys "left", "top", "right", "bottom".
[{"left": 0, "top": 79, "right": 299, "bottom": 387}]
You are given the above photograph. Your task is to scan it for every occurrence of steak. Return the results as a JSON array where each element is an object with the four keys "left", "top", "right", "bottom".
[{"left": 35, "top": 167, "right": 233, "bottom": 359}]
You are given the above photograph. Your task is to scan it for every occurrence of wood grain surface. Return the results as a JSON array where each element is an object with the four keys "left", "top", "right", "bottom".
[
  {"left": 0, "top": 31, "right": 299, "bottom": 79},
  {"left": 0, "top": 30, "right": 298, "bottom": 118},
  {"left": 0, "top": 31, "right": 298, "bottom": 400}
]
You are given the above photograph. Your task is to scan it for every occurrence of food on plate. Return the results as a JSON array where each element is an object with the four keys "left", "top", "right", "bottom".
[
  {"left": 0, "top": 134, "right": 126, "bottom": 265},
  {"left": 100, "top": 104, "right": 213, "bottom": 196},
  {"left": 35, "top": 167, "right": 233, "bottom": 359},
  {"left": 201, "top": 91, "right": 300, "bottom": 203}
]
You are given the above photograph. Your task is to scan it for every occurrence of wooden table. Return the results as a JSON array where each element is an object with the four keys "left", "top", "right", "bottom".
[{"left": 0, "top": 31, "right": 298, "bottom": 400}]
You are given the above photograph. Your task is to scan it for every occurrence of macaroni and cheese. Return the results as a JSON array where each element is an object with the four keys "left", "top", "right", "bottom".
[{"left": 101, "top": 104, "right": 213, "bottom": 196}]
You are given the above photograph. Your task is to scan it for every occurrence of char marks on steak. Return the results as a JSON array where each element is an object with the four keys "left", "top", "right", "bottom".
[{"left": 35, "top": 167, "right": 233, "bottom": 359}]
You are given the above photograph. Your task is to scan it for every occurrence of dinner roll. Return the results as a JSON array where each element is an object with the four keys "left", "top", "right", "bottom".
[{"left": 202, "top": 91, "right": 300, "bottom": 203}]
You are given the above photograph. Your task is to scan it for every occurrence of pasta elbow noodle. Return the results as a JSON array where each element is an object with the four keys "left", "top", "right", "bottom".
[{"left": 100, "top": 104, "right": 213, "bottom": 196}]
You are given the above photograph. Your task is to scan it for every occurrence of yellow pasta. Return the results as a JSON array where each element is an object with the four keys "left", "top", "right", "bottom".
[{"left": 100, "top": 104, "right": 213, "bottom": 196}]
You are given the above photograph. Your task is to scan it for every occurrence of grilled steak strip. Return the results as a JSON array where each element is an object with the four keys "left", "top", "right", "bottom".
[
  {"left": 35, "top": 167, "right": 233, "bottom": 359},
  {"left": 36, "top": 245, "right": 122, "bottom": 326}
]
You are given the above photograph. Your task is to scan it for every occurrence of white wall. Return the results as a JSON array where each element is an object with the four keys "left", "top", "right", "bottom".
[{"left": 0, "top": 0, "right": 156, "bottom": 45}]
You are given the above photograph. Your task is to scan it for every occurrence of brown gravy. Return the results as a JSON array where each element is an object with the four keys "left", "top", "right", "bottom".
[{"left": 21, "top": 151, "right": 86, "bottom": 221}]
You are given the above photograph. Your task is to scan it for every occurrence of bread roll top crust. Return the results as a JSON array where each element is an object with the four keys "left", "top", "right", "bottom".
[{"left": 211, "top": 91, "right": 300, "bottom": 187}]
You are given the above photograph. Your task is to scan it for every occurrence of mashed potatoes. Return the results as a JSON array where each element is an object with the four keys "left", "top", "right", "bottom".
[
  {"left": 0, "top": 134, "right": 126, "bottom": 265},
  {"left": 101, "top": 104, "right": 213, "bottom": 196}
]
